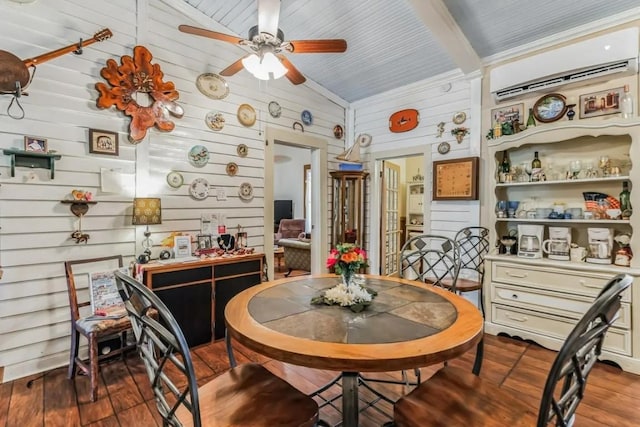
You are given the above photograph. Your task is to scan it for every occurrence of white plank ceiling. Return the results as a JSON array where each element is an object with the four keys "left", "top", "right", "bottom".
[{"left": 182, "top": 0, "right": 640, "bottom": 102}]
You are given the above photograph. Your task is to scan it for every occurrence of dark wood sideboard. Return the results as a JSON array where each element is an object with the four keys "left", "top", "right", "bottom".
[{"left": 137, "top": 253, "right": 263, "bottom": 347}]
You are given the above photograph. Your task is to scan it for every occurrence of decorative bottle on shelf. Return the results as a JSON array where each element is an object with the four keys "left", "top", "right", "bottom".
[
  {"left": 620, "top": 180, "right": 633, "bottom": 219},
  {"left": 530, "top": 151, "right": 542, "bottom": 182},
  {"left": 499, "top": 150, "right": 510, "bottom": 183},
  {"left": 620, "top": 84, "right": 634, "bottom": 119},
  {"left": 526, "top": 108, "right": 536, "bottom": 127}
]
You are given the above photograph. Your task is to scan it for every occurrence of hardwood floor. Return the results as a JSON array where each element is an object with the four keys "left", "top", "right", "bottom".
[{"left": 0, "top": 334, "right": 638, "bottom": 426}]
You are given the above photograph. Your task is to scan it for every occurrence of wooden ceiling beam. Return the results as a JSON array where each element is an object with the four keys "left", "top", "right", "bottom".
[{"left": 407, "top": 0, "right": 483, "bottom": 75}]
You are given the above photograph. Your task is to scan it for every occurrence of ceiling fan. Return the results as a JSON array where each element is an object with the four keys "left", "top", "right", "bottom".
[{"left": 178, "top": 0, "right": 347, "bottom": 85}]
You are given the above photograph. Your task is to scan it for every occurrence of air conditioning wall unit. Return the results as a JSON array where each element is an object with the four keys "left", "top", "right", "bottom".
[{"left": 490, "top": 27, "right": 639, "bottom": 103}]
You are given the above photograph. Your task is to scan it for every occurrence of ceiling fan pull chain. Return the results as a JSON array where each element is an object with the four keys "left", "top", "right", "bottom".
[{"left": 7, "top": 81, "right": 25, "bottom": 120}]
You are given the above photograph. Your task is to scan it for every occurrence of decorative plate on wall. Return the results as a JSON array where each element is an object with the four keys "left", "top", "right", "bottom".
[
  {"left": 268, "top": 101, "right": 282, "bottom": 118},
  {"left": 237, "top": 143, "right": 248, "bottom": 157},
  {"left": 437, "top": 141, "right": 451, "bottom": 155},
  {"left": 533, "top": 93, "right": 567, "bottom": 123},
  {"left": 237, "top": 103, "right": 257, "bottom": 126},
  {"left": 189, "top": 178, "right": 210, "bottom": 200},
  {"left": 301, "top": 110, "right": 313, "bottom": 125},
  {"left": 452, "top": 111, "right": 467, "bottom": 125},
  {"left": 333, "top": 124, "right": 344, "bottom": 139},
  {"left": 195, "top": 73, "right": 229, "bottom": 100},
  {"left": 389, "top": 109, "right": 419, "bottom": 133},
  {"left": 205, "top": 111, "right": 225, "bottom": 131},
  {"left": 356, "top": 133, "right": 372, "bottom": 147},
  {"left": 226, "top": 162, "right": 238, "bottom": 176},
  {"left": 188, "top": 145, "right": 209, "bottom": 167},
  {"left": 166, "top": 171, "right": 184, "bottom": 188},
  {"left": 238, "top": 182, "right": 254, "bottom": 200}
]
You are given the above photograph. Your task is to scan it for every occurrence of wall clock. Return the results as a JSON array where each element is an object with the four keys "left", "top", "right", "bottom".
[
  {"left": 166, "top": 171, "right": 184, "bottom": 188},
  {"left": 268, "top": 101, "right": 282, "bottom": 118},
  {"left": 237, "top": 103, "right": 257, "bottom": 126},
  {"left": 389, "top": 109, "right": 419, "bottom": 133},
  {"left": 189, "top": 178, "right": 210, "bottom": 200}
]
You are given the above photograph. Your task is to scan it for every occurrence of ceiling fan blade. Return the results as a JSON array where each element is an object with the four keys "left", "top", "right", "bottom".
[
  {"left": 220, "top": 56, "right": 248, "bottom": 77},
  {"left": 285, "top": 39, "right": 347, "bottom": 53},
  {"left": 286, "top": 39, "right": 347, "bottom": 53},
  {"left": 258, "top": 0, "right": 280, "bottom": 37},
  {"left": 277, "top": 55, "right": 306, "bottom": 85},
  {"left": 178, "top": 24, "right": 244, "bottom": 45}
]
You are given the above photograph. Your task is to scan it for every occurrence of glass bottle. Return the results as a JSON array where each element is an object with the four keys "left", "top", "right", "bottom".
[
  {"left": 526, "top": 108, "right": 536, "bottom": 127},
  {"left": 531, "top": 151, "right": 542, "bottom": 182},
  {"left": 501, "top": 151, "right": 510, "bottom": 173},
  {"left": 620, "top": 180, "right": 633, "bottom": 219},
  {"left": 620, "top": 84, "right": 634, "bottom": 119}
]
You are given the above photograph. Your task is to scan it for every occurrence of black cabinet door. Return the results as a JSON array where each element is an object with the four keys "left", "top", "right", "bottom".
[
  {"left": 156, "top": 283, "right": 212, "bottom": 347},
  {"left": 215, "top": 273, "right": 261, "bottom": 340}
]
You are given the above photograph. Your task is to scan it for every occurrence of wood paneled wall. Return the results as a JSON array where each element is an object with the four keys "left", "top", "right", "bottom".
[{"left": 0, "top": 0, "right": 345, "bottom": 382}]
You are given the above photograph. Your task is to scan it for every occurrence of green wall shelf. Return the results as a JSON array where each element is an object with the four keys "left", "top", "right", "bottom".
[{"left": 2, "top": 148, "right": 62, "bottom": 179}]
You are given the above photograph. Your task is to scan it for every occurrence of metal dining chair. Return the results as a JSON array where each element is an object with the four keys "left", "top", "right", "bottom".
[
  {"left": 115, "top": 271, "right": 321, "bottom": 427},
  {"left": 400, "top": 234, "right": 483, "bottom": 376},
  {"left": 448, "top": 226, "right": 490, "bottom": 316},
  {"left": 391, "top": 273, "right": 632, "bottom": 427}
]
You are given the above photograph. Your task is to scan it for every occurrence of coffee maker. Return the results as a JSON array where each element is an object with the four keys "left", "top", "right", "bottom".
[
  {"left": 517, "top": 224, "right": 543, "bottom": 258},
  {"left": 542, "top": 226, "right": 571, "bottom": 261},
  {"left": 586, "top": 228, "right": 613, "bottom": 264}
]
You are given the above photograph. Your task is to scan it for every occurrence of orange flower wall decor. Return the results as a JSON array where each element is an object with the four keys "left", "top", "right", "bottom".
[{"left": 95, "top": 46, "right": 184, "bottom": 143}]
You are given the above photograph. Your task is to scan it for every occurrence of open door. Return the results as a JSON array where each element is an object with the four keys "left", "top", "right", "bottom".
[{"left": 379, "top": 161, "right": 401, "bottom": 276}]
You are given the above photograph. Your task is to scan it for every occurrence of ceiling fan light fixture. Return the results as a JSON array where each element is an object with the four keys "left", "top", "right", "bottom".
[{"left": 242, "top": 51, "right": 287, "bottom": 80}]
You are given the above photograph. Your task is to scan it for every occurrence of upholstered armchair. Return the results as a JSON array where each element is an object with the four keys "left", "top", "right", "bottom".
[
  {"left": 278, "top": 238, "right": 311, "bottom": 277},
  {"left": 274, "top": 219, "right": 306, "bottom": 245}
]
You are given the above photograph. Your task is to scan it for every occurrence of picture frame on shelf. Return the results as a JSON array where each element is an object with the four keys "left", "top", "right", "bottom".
[
  {"left": 197, "top": 234, "right": 212, "bottom": 250},
  {"left": 533, "top": 93, "right": 567, "bottom": 123},
  {"left": 490, "top": 103, "right": 524, "bottom": 125},
  {"left": 24, "top": 136, "right": 47, "bottom": 153},
  {"left": 174, "top": 235, "right": 192, "bottom": 258},
  {"left": 236, "top": 231, "right": 247, "bottom": 248},
  {"left": 579, "top": 87, "right": 623, "bottom": 119},
  {"left": 89, "top": 129, "right": 119, "bottom": 156},
  {"left": 432, "top": 156, "right": 479, "bottom": 201}
]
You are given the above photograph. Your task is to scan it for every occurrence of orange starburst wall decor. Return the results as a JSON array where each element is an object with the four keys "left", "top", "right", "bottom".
[{"left": 95, "top": 46, "right": 184, "bottom": 142}]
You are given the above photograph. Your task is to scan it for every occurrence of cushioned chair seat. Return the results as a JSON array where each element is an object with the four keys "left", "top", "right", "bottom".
[
  {"left": 279, "top": 238, "right": 311, "bottom": 276},
  {"left": 75, "top": 313, "right": 131, "bottom": 335}
]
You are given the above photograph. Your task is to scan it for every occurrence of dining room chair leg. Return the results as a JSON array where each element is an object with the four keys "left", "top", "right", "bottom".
[
  {"left": 68, "top": 329, "right": 79, "bottom": 379},
  {"left": 472, "top": 338, "right": 484, "bottom": 376},
  {"left": 89, "top": 333, "right": 99, "bottom": 401},
  {"left": 224, "top": 329, "right": 237, "bottom": 368}
]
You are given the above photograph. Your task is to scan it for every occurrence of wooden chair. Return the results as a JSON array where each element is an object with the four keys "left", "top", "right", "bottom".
[
  {"left": 391, "top": 273, "right": 632, "bottom": 427},
  {"left": 115, "top": 270, "right": 321, "bottom": 427},
  {"left": 447, "top": 227, "right": 490, "bottom": 315},
  {"left": 64, "top": 255, "right": 134, "bottom": 402}
]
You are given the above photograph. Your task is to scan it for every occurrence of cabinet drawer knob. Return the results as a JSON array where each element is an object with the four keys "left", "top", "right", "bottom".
[
  {"left": 512, "top": 294, "right": 518, "bottom": 299},
  {"left": 506, "top": 271, "right": 528, "bottom": 278},
  {"left": 505, "top": 313, "right": 528, "bottom": 322}
]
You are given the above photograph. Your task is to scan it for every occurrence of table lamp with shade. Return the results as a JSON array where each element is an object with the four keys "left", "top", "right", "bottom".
[{"left": 132, "top": 197, "right": 161, "bottom": 262}]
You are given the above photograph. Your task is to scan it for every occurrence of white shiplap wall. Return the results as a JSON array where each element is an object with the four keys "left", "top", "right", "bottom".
[
  {"left": 351, "top": 72, "right": 482, "bottom": 265},
  {"left": 0, "top": 0, "right": 345, "bottom": 382}
]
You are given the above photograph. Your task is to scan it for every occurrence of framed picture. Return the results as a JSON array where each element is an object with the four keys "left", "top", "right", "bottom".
[
  {"left": 490, "top": 103, "right": 524, "bottom": 125},
  {"left": 533, "top": 93, "right": 567, "bottom": 123},
  {"left": 89, "top": 129, "right": 119, "bottom": 156},
  {"left": 174, "top": 235, "right": 192, "bottom": 258},
  {"left": 197, "top": 234, "right": 212, "bottom": 250},
  {"left": 24, "top": 136, "right": 47, "bottom": 153},
  {"left": 236, "top": 231, "right": 247, "bottom": 249},
  {"left": 579, "top": 87, "right": 623, "bottom": 119},
  {"left": 432, "top": 156, "right": 479, "bottom": 201}
]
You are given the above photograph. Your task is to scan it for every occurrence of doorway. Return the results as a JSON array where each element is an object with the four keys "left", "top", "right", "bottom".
[{"left": 264, "top": 127, "right": 328, "bottom": 281}]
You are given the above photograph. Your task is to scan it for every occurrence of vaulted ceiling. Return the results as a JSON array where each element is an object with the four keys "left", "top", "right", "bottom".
[{"left": 181, "top": 0, "right": 640, "bottom": 103}]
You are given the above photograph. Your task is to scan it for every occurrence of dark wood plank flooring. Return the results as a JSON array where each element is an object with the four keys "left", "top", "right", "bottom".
[{"left": 0, "top": 334, "right": 638, "bottom": 426}]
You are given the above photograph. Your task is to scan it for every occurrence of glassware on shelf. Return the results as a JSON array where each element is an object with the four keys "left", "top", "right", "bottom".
[
  {"left": 599, "top": 156, "right": 610, "bottom": 177},
  {"left": 584, "top": 161, "right": 598, "bottom": 179},
  {"left": 495, "top": 200, "right": 507, "bottom": 218},
  {"left": 569, "top": 160, "right": 582, "bottom": 179},
  {"left": 523, "top": 162, "right": 532, "bottom": 182}
]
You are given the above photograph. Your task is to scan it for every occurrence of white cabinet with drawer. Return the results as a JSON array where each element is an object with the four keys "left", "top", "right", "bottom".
[{"left": 485, "top": 255, "right": 640, "bottom": 373}]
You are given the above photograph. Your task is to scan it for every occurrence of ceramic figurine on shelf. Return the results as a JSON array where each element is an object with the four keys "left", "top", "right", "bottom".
[{"left": 566, "top": 104, "right": 576, "bottom": 120}]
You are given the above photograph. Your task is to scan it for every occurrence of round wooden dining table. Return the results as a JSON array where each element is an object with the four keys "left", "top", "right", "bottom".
[{"left": 225, "top": 274, "right": 483, "bottom": 427}]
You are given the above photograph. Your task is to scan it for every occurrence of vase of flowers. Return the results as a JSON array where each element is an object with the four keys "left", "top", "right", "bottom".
[{"left": 311, "top": 243, "right": 376, "bottom": 312}]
